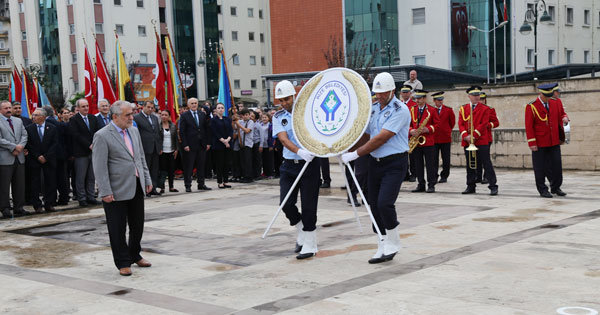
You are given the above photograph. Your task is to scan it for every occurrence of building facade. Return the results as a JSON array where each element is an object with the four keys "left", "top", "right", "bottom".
[{"left": 0, "top": 0, "right": 11, "bottom": 92}]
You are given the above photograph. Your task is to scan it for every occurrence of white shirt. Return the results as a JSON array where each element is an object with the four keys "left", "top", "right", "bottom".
[{"left": 162, "top": 128, "right": 173, "bottom": 153}]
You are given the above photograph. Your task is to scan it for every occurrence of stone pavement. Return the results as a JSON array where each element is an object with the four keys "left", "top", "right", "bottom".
[{"left": 1, "top": 166, "right": 599, "bottom": 314}]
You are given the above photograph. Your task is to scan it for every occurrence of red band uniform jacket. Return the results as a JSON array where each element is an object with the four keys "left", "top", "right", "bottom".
[
  {"left": 525, "top": 97, "right": 568, "bottom": 148},
  {"left": 410, "top": 104, "right": 439, "bottom": 147},
  {"left": 486, "top": 106, "right": 499, "bottom": 143},
  {"left": 434, "top": 104, "right": 455, "bottom": 144},
  {"left": 458, "top": 102, "right": 491, "bottom": 147}
]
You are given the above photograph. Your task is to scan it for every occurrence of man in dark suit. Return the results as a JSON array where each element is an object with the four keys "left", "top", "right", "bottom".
[
  {"left": 69, "top": 99, "right": 100, "bottom": 207},
  {"left": 133, "top": 101, "right": 162, "bottom": 196},
  {"left": 96, "top": 99, "right": 112, "bottom": 128},
  {"left": 26, "top": 109, "right": 59, "bottom": 213},
  {"left": 44, "top": 106, "right": 70, "bottom": 205},
  {"left": 179, "top": 98, "right": 212, "bottom": 192}
]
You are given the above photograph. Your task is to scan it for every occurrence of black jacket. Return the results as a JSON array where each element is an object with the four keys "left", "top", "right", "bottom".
[
  {"left": 210, "top": 115, "right": 233, "bottom": 150},
  {"left": 25, "top": 122, "right": 59, "bottom": 164},
  {"left": 133, "top": 112, "right": 162, "bottom": 155},
  {"left": 69, "top": 113, "right": 99, "bottom": 157},
  {"left": 179, "top": 110, "right": 210, "bottom": 151}
]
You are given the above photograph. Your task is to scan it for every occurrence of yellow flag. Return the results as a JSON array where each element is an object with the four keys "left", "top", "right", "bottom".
[{"left": 116, "top": 37, "right": 130, "bottom": 100}]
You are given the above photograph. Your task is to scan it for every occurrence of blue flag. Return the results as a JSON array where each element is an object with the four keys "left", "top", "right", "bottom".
[
  {"left": 38, "top": 81, "right": 51, "bottom": 107},
  {"left": 20, "top": 83, "right": 30, "bottom": 118},
  {"left": 217, "top": 51, "right": 233, "bottom": 116}
]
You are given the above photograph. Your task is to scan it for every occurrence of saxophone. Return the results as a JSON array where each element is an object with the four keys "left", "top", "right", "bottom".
[{"left": 408, "top": 113, "right": 430, "bottom": 154}]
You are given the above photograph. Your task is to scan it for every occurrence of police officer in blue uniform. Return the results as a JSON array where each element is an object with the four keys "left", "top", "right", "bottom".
[
  {"left": 272, "top": 80, "right": 321, "bottom": 260},
  {"left": 342, "top": 72, "right": 411, "bottom": 264}
]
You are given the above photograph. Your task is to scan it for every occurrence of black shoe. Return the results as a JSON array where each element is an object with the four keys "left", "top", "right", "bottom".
[
  {"left": 57, "top": 200, "right": 69, "bottom": 206},
  {"left": 540, "top": 191, "right": 553, "bottom": 198},
  {"left": 294, "top": 243, "right": 302, "bottom": 253},
  {"left": 185, "top": 187, "right": 192, "bottom": 193},
  {"left": 551, "top": 189, "right": 567, "bottom": 196},
  {"left": 44, "top": 206, "right": 56, "bottom": 212},
  {"left": 347, "top": 196, "right": 361, "bottom": 206},
  {"left": 150, "top": 190, "right": 162, "bottom": 196},
  {"left": 475, "top": 179, "right": 482, "bottom": 183},
  {"left": 239, "top": 178, "right": 253, "bottom": 183},
  {"left": 223, "top": 184, "right": 232, "bottom": 188},
  {"left": 411, "top": 185, "right": 425, "bottom": 193},
  {"left": 369, "top": 252, "right": 397, "bottom": 264},
  {"left": 13, "top": 208, "right": 31, "bottom": 216},
  {"left": 490, "top": 187, "right": 498, "bottom": 196},
  {"left": 79, "top": 200, "right": 88, "bottom": 207},
  {"left": 319, "top": 182, "right": 331, "bottom": 189},
  {"left": 296, "top": 252, "right": 315, "bottom": 260},
  {"left": 462, "top": 187, "right": 476, "bottom": 194},
  {"left": 198, "top": 185, "right": 212, "bottom": 191},
  {"left": 1, "top": 209, "right": 11, "bottom": 218},
  {"left": 87, "top": 199, "right": 100, "bottom": 205},
  {"left": 426, "top": 186, "right": 435, "bottom": 193},
  {"left": 438, "top": 178, "right": 447, "bottom": 183},
  {"left": 408, "top": 177, "right": 416, "bottom": 182},
  {"left": 481, "top": 178, "right": 489, "bottom": 184}
]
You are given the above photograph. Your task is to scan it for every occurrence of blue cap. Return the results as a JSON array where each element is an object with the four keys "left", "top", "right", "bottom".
[{"left": 538, "top": 83, "right": 558, "bottom": 95}]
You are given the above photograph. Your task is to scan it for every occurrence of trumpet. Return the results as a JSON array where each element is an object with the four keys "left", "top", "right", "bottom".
[
  {"left": 466, "top": 106, "right": 478, "bottom": 169},
  {"left": 408, "top": 114, "right": 430, "bottom": 154}
]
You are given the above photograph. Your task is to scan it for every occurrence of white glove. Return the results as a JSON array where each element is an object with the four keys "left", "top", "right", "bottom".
[
  {"left": 297, "top": 149, "right": 315, "bottom": 162},
  {"left": 341, "top": 151, "right": 359, "bottom": 164}
]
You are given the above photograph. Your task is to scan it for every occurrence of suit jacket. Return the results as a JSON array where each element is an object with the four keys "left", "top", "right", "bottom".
[
  {"left": 45, "top": 116, "right": 68, "bottom": 160},
  {"left": 133, "top": 112, "right": 161, "bottom": 154},
  {"left": 69, "top": 113, "right": 99, "bottom": 157},
  {"left": 434, "top": 104, "right": 456, "bottom": 144},
  {"left": 25, "top": 123, "right": 59, "bottom": 165},
  {"left": 92, "top": 123, "right": 152, "bottom": 201},
  {"left": 525, "top": 97, "right": 568, "bottom": 148},
  {"left": 409, "top": 104, "right": 439, "bottom": 147},
  {"left": 458, "top": 102, "right": 490, "bottom": 147},
  {"left": 96, "top": 113, "right": 112, "bottom": 129},
  {"left": 179, "top": 110, "right": 210, "bottom": 151},
  {"left": 0, "top": 116, "right": 28, "bottom": 165},
  {"left": 15, "top": 115, "right": 33, "bottom": 127}
]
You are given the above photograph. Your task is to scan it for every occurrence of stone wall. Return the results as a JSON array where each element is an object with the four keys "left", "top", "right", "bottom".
[{"left": 440, "top": 77, "right": 600, "bottom": 171}]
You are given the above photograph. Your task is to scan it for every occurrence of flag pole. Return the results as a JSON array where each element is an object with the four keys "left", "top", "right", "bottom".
[{"left": 165, "top": 28, "right": 187, "bottom": 104}]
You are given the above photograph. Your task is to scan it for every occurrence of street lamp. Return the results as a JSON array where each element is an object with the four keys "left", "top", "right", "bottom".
[
  {"left": 519, "top": 0, "right": 552, "bottom": 80},
  {"left": 380, "top": 40, "right": 398, "bottom": 72},
  {"left": 468, "top": 20, "right": 508, "bottom": 84}
]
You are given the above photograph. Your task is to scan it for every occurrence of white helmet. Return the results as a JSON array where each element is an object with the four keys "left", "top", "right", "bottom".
[
  {"left": 372, "top": 72, "right": 396, "bottom": 93},
  {"left": 275, "top": 80, "right": 296, "bottom": 99}
]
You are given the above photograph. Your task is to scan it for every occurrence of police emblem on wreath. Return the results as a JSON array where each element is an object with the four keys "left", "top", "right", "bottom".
[{"left": 292, "top": 68, "right": 371, "bottom": 157}]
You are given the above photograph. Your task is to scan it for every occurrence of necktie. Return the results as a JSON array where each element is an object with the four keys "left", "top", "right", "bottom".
[
  {"left": 193, "top": 111, "right": 199, "bottom": 126},
  {"left": 544, "top": 103, "right": 549, "bottom": 111},
  {"left": 121, "top": 130, "right": 138, "bottom": 177},
  {"left": 6, "top": 118, "right": 14, "bottom": 133},
  {"left": 472, "top": 104, "right": 476, "bottom": 112},
  {"left": 104, "top": 116, "right": 109, "bottom": 125},
  {"left": 83, "top": 116, "right": 89, "bottom": 129},
  {"left": 147, "top": 114, "right": 153, "bottom": 127},
  {"left": 38, "top": 125, "right": 43, "bottom": 141}
]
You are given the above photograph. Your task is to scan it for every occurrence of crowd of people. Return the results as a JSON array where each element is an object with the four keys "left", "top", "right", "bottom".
[{"left": 0, "top": 97, "right": 285, "bottom": 219}]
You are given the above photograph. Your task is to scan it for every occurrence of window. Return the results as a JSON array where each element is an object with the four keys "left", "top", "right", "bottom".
[
  {"left": 19, "top": 3, "right": 24, "bottom": 12},
  {"left": 21, "top": 31, "right": 26, "bottom": 40},
  {"left": 74, "top": 82, "right": 79, "bottom": 91},
  {"left": 260, "top": 33, "right": 264, "bottom": 43},
  {"left": 259, "top": 9, "right": 263, "bottom": 19},
  {"left": 234, "top": 79, "right": 240, "bottom": 89},
  {"left": 134, "top": 74, "right": 142, "bottom": 83},
  {"left": 0, "top": 56, "right": 6, "bottom": 66},
  {"left": 251, "top": 80, "right": 257, "bottom": 89},
  {"left": 527, "top": 49, "right": 534, "bottom": 65},
  {"left": 232, "top": 55, "right": 240, "bottom": 65},
  {"left": 249, "top": 56, "right": 256, "bottom": 65},
  {"left": 69, "top": 24, "right": 75, "bottom": 35},
  {"left": 248, "top": 8, "right": 253, "bottom": 17},
  {"left": 217, "top": 5, "right": 221, "bottom": 14},
  {"left": 527, "top": 3, "right": 534, "bottom": 12},
  {"left": 219, "top": 31, "right": 223, "bottom": 39},
  {"left": 261, "top": 56, "right": 265, "bottom": 66},
  {"left": 584, "top": 9, "right": 590, "bottom": 26},
  {"left": 232, "top": 31, "right": 238, "bottom": 41},
  {"left": 71, "top": 53, "right": 77, "bottom": 64},
  {"left": 566, "top": 49, "right": 573, "bottom": 63},
  {"left": 413, "top": 55, "right": 426, "bottom": 65},
  {"left": 67, "top": 0, "right": 73, "bottom": 5},
  {"left": 566, "top": 7, "right": 573, "bottom": 25},
  {"left": 159, "top": 8, "right": 166, "bottom": 23},
  {"left": 140, "top": 53, "right": 148, "bottom": 63},
  {"left": 95, "top": 23, "right": 104, "bottom": 34},
  {"left": 584, "top": 50, "right": 590, "bottom": 63},
  {"left": 262, "top": 80, "right": 266, "bottom": 89},
  {"left": 93, "top": 0, "right": 101, "bottom": 3},
  {"left": 548, "top": 6, "right": 555, "bottom": 22},
  {"left": 138, "top": 25, "right": 146, "bottom": 37},
  {"left": 412, "top": 8, "right": 425, "bottom": 25},
  {"left": 0, "top": 73, "right": 8, "bottom": 84},
  {"left": 230, "top": 6, "right": 237, "bottom": 16},
  {"left": 249, "top": 32, "right": 254, "bottom": 41},
  {"left": 136, "top": 0, "right": 143, "bottom": 8},
  {"left": 548, "top": 49, "right": 555, "bottom": 65},
  {"left": 116, "top": 24, "right": 124, "bottom": 35},
  {"left": 0, "top": 39, "right": 5, "bottom": 49},
  {"left": 114, "top": 0, "right": 121, "bottom": 5}
]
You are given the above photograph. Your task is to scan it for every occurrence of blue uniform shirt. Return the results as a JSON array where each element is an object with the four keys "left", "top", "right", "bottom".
[
  {"left": 272, "top": 109, "right": 303, "bottom": 160},
  {"left": 367, "top": 96, "right": 410, "bottom": 158}
]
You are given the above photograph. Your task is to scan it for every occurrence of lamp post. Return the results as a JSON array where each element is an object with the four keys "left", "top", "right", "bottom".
[
  {"left": 468, "top": 20, "right": 508, "bottom": 84},
  {"left": 519, "top": 0, "right": 552, "bottom": 80},
  {"left": 380, "top": 40, "right": 397, "bottom": 72}
]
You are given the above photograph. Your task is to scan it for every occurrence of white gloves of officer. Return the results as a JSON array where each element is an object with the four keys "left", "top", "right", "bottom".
[
  {"left": 297, "top": 149, "right": 315, "bottom": 162},
  {"left": 341, "top": 151, "right": 359, "bottom": 164}
]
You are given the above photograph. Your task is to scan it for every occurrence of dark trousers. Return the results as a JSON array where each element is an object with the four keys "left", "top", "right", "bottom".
[
  {"left": 0, "top": 161, "right": 25, "bottom": 211},
  {"left": 407, "top": 152, "right": 416, "bottom": 180},
  {"left": 205, "top": 149, "right": 214, "bottom": 178},
  {"left": 273, "top": 142, "right": 283, "bottom": 177},
  {"left": 183, "top": 148, "right": 206, "bottom": 188},
  {"left": 532, "top": 145, "right": 563, "bottom": 194},
  {"left": 367, "top": 153, "right": 407, "bottom": 234},
  {"left": 435, "top": 142, "right": 451, "bottom": 180},
  {"left": 261, "top": 148, "right": 274, "bottom": 177},
  {"left": 30, "top": 160, "right": 57, "bottom": 209},
  {"left": 413, "top": 146, "right": 437, "bottom": 188},
  {"left": 464, "top": 145, "right": 497, "bottom": 189},
  {"left": 252, "top": 143, "right": 262, "bottom": 178},
  {"left": 68, "top": 158, "right": 76, "bottom": 196},
  {"left": 158, "top": 152, "right": 176, "bottom": 189},
  {"left": 24, "top": 161, "right": 32, "bottom": 204},
  {"left": 346, "top": 155, "right": 369, "bottom": 198},
  {"left": 145, "top": 152, "right": 159, "bottom": 190},
  {"left": 103, "top": 178, "right": 145, "bottom": 269},
  {"left": 213, "top": 149, "right": 229, "bottom": 184},
  {"left": 240, "top": 146, "right": 253, "bottom": 180},
  {"left": 232, "top": 149, "right": 242, "bottom": 178},
  {"left": 56, "top": 158, "right": 70, "bottom": 203},
  {"left": 74, "top": 155, "right": 95, "bottom": 201},
  {"left": 280, "top": 159, "right": 320, "bottom": 231},
  {"left": 475, "top": 141, "right": 492, "bottom": 181},
  {"left": 319, "top": 157, "right": 331, "bottom": 184}
]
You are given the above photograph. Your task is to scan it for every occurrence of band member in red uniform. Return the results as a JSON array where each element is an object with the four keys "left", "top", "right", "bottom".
[
  {"left": 431, "top": 91, "right": 455, "bottom": 183},
  {"left": 476, "top": 92, "right": 499, "bottom": 184},
  {"left": 399, "top": 84, "right": 417, "bottom": 182},
  {"left": 525, "top": 83, "right": 569, "bottom": 198},
  {"left": 459, "top": 86, "right": 498, "bottom": 195},
  {"left": 409, "top": 90, "right": 439, "bottom": 193}
]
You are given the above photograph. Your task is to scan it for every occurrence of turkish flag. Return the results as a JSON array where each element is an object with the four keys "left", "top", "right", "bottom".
[
  {"left": 153, "top": 33, "right": 166, "bottom": 111},
  {"left": 95, "top": 41, "right": 117, "bottom": 105},
  {"left": 84, "top": 45, "right": 98, "bottom": 114}
]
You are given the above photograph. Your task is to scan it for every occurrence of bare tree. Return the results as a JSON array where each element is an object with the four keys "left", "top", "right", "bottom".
[{"left": 322, "top": 36, "right": 378, "bottom": 83}]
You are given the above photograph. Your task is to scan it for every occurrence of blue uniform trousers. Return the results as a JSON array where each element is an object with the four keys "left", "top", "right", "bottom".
[{"left": 279, "top": 159, "right": 320, "bottom": 231}]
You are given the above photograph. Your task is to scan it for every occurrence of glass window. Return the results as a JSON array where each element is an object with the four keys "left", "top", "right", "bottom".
[
  {"left": 232, "top": 31, "right": 238, "bottom": 41},
  {"left": 566, "top": 7, "right": 573, "bottom": 25},
  {"left": 234, "top": 80, "right": 240, "bottom": 89},
  {"left": 412, "top": 8, "right": 425, "bottom": 25},
  {"left": 249, "top": 32, "right": 254, "bottom": 41},
  {"left": 69, "top": 24, "right": 75, "bottom": 35},
  {"left": 95, "top": 23, "right": 103, "bottom": 34},
  {"left": 249, "top": 56, "right": 256, "bottom": 65},
  {"left": 548, "top": 6, "right": 555, "bottom": 22},
  {"left": 21, "top": 31, "right": 26, "bottom": 40},
  {"left": 0, "top": 39, "right": 5, "bottom": 49},
  {"left": 19, "top": 3, "right": 24, "bottom": 12},
  {"left": 584, "top": 50, "right": 590, "bottom": 63},
  {"left": 233, "top": 55, "right": 240, "bottom": 65},
  {"left": 67, "top": 0, "right": 73, "bottom": 5},
  {"left": 259, "top": 9, "right": 263, "bottom": 19},
  {"left": 248, "top": 8, "right": 253, "bottom": 17},
  {"left": 140, "top": 53, "right": 148, "bottom": 63},
  {"left": 136, "top": 0, "right": 143, "bottom": 8},
  {"left": 414, "top": 55, "right": 426, "bottom": 65},
  {"left": 134, "top": 74, "right": 142, "bottom": 83},
  {"left": 114, "top": 0, "right": 121, "bottom": 5},
  {"left": 0, "top": 55, "right": 6, "bottom": 66},
  {"left": 527, "top": 49, "right": 534, "bottom": 65},
  {"left": 0, "top": 73, "right": 8, "bottom": 84},
  {"left": 93, "top": 0, "right": 101, "bottom": 3},
  {"left": 219, "top": 31, "right": 223, "bottom": 39},
  {"left": 251, "top": 80, "right": 257, "bottom": 88},
  {"left": 231, "top": 6, "right": 237, "bottom": 16},
  {"left": 548, "top": 49, "right": 555, "bottom": 65},
  {"left": 584, "top": 10, "right": 590, "bottom": 26},
  {"left": 71, "top": 53, "right": 77, "bottom": 64},
  {"left": 159, "top": 8, "right": 166, "bottom": 22},
  {"left": 260, "top": 33, "right": 264, "bottom": 43},
  {"left": 566, "top": 49, "right": 573, "bottom": 63},
  {"left": 116, "top": 24, "right": 124, "bottom": 35},
  {"left": 261, "top": 56, "right": 265, "bottom": 66},
  {"left": 138, "top": 26, "right": 146, "bottom": 37},
  {"left": 363, "top": 13, "right": 372, "bottom": 31}
]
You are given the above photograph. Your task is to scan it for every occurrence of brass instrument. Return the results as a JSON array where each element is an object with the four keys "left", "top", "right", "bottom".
[
  {"left": 408, "top": 113, "right": 430, "bottom": 154},
  {"left": 466, "top": 105, "right": 478, "bottom": 169}
]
